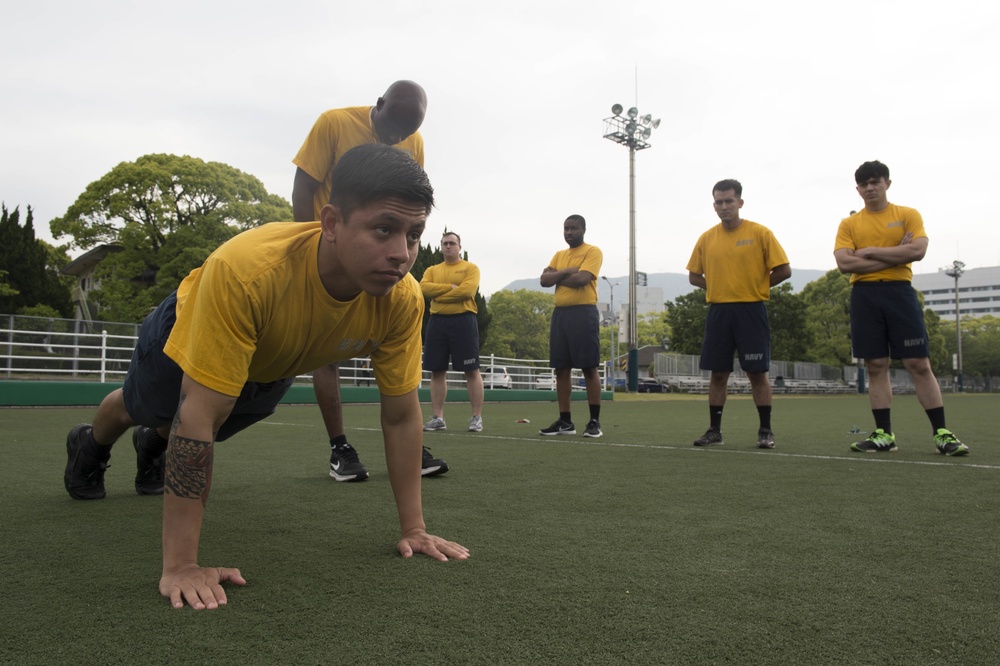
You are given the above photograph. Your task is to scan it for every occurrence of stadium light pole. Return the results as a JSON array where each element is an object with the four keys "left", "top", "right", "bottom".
[
  {"left": 602, "top": 276, "right": 621, "bottom": 389},
  {"left": 945, "top": 260, "right": 965, "bottom": 392},
  {"left": 603, "top": 104, "right": 659, "bottom": 391}
]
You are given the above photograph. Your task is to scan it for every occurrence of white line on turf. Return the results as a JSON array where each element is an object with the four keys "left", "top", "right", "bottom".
[{"left": 353, "top": 426, "right": 1000, "bottom": 470}]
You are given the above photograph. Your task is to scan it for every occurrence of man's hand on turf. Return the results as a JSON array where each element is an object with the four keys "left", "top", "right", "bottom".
[
  {"left": 160, "top": 564, "right": 247, "bottom": 610},
  {"left": 397, "top": 530, "right": 470, "bottom": 562}
]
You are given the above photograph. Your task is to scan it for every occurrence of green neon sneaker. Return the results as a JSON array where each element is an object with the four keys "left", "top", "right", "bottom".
[
  {"left": 851, "top": 428, "right": 897, "bottom": 452},
  {"left": 934, "top": 428, "right": 969, "bottom": 456}
]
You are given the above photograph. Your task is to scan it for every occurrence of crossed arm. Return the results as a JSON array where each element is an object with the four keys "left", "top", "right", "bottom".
[
  {"left": 835, "top": 233, "right": 924, "bottom": 275},
  {"left": 540, "top": 266, "right": 594, "bottom": 288}
]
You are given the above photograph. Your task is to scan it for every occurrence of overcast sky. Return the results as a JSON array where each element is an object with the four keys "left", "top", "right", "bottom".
[{"left": 4, "top": 0, "right": 999, "bottom": 297}]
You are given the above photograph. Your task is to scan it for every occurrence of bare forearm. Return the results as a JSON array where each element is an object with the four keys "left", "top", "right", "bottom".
[
  {"left": 162, "top": 431, "right": 214, "bottom": 571},
  {"left": 856, "top": 244, "right": 925, "bottom": 265},
  {"left": 383, "top": 420, "right": 426, "bottom": 534},
  {"left": 769, "top": 264, "right": 792, "bottom": 287},
  {"left": 836, "top": 253, "right": 894, "bottom": 275},
  {"left": 689, "top": 272, "right": 707, "bottom": 289},
  {"left": 381, "top": 392, "right": 426, "bottom": 535},
  {"left": 292, "top": 168, "right": 320, "bottom": 222}
]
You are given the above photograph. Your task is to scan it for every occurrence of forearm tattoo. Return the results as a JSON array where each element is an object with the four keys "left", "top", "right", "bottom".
[{"left": 165, "top": 434, "right": 214, "bottom": 506}]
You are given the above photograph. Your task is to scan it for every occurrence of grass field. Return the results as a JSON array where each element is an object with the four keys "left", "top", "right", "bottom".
[{"left": 2, "top": 393, "right": 998, "bottom": 665}]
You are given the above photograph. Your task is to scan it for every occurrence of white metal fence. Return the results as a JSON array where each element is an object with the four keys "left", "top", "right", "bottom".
[{"left": 0, "top": 314, "right": 601, "bottom": 390}]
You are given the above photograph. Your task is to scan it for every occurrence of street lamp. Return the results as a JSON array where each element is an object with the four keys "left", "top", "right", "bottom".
[
  {"left": 944, "top": 260, "right": 965, "bottom": 392},
  {"left": 602, "top": 276, "right": 621, "bottom": 389},
  {"left": 603, "top": 104, "right": 659, "bottom": 391}
]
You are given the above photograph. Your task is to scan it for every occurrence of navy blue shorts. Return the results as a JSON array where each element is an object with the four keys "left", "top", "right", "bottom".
[
  {"left": 700, "top": 302, "right": 771, "bottom": 373},
  {"left": 549, "top": 305, "right": 600, "bottom": 370},
  {"left": 422, "top": 312, "right": 481, "bottom": 372},
  {"left": 850, "top": 282, "right": 929, "bottom": 360},
  {"left": 122, "top": 292, "right": 293, "bottom": 442}
]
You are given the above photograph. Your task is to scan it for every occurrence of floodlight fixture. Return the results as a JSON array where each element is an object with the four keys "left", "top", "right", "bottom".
[{"left": 601, "top": 101, "right": 659, "bottom": 391}]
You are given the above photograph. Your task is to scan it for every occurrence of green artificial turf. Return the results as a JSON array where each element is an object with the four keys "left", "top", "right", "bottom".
[{"left": 1, "top": 393, "right": 997, "bottom": 664}]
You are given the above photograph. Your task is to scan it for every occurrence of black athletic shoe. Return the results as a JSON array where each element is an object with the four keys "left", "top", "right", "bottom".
[
  {"left": 756, "top": 429, "right": 776, "bottom": 449},
  {"left": 329, "top": 442, "right": 369, "bottom": 482},
  {"left": 539, "top": 419, "right": 576, "bottom": 436},
  {"left": 64, "top": 424, "right": 109, "bottom": 500},
  {"left": 850, "top": 429, "right": 896, "bottom": 453},
  {"left": 422, "top": 446, "right": 449, "bottom": 477},
  {"left": 583, "top": 420, "right": 603, "bottom": 438},
  {"left": 132, "top": 426, "right": 166, "bottom": 495},
  {"left": 693, "top": 429, "right": 724, "bottom": 447}
]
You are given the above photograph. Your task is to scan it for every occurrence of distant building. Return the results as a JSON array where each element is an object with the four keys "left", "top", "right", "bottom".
[
  {"left": 599, "top": 285, "right": 664, "bottom": 343},
  {"left": 913, "top": 265, "right": 1000, "bottom": 321},
  {"left": 61, "top": 244, "right": 122, "bottom": 322}
]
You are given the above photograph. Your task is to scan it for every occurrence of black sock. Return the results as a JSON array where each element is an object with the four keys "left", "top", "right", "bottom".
[
  {"left": 872, "top": 408, "right": 891, "bottom": 433},
  {"left": 709, "top": 405, "right": 723, "bottom": 431},
  {"left": 560, "top": 412, "right": 572, "bottom": 424},
  {"left": 589, "top": 404, "right": 601, "bottom": 422},
  {"left": 757, "top": 405, "right": 772, "bottom": 431},
  {"left": 85, "top": 427, "right": 111, "bottom": 461},
  {"left": 139, "top": 428, "right": 169, "bottom": 457},
  {"left": 330, "top": 434, "right": 348, "bottom": 448},
  {"left": 925, "top": 406, "right": 946, "bottom": 433}
]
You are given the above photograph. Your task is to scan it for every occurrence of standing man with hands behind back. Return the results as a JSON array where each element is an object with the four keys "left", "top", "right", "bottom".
[
  {"left": 687, "top": 179, "right": 790, "bottom": 449},
  {"left": 292, "top": 80, "right": 447, "bottom": 480}
]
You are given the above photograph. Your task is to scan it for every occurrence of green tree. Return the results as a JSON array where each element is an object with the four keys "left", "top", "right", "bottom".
[
  {"left": 664, "top": 289, "right": 708, "bottom": 355},
  {"left": 923, "top": 307, "right": 949, "bottom": 377},
  {"left": 49, "top": 154, "right": 292, "bottom": 322},
  {"left": 0, "top": 204, "right": 72, "bottom": 316},
  {"left": 0, "top": 269, "right": 18, "bottom": 298},
  {"left": 957, "top": 315, "right": 1000, "bottom": 382},
  {"left": 637, "top": 311, "right": 671, "bottom": 350},
  {"left": 801, "top": 269, "right": 853, "bottom": 366},
  {"left": 480, "top": 289, "right": 553, "bottom": 359},
  {"left": 768, "top": 282, "right": 811, "bottom": 362}
]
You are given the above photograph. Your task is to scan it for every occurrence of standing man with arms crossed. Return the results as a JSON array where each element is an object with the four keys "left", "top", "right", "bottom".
[
  {"left": 63, "top": 145, "right": 470, "bottom": 609},
  {"left": 687, "top": 179, "right": 791, "bottom": 449},
  {"left": 539, "top": 214, "right": 604, "bottom": 438},
  {"left": 420, "top": 231, "right": 484, "bottom": 437},
  {"left": 292, "top": 80, "right": 446, "bottom": 480},
  {"left": 835, "top": 160, "right": 968, "bottom": 455}
]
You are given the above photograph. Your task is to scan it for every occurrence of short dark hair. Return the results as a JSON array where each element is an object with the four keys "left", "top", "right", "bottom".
[
  {"left": 712, "top": 179, "right": 742, "bottom": 197},
  {"left": 442, "top": 231, "right": 461, "bottom": 244},
  {"left": 328, "top": 144, "right": 434, "bottom": 220},
  {"left": 565, "top": 214, "right": 586, "bottom": 230},
  {"left": 855, "top": 160, "right": 890, "bottom": 184}
]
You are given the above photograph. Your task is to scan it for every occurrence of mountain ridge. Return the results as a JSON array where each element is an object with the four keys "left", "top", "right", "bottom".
[{"left": 494, "top": 268, "right": 829, "bottom": 303}]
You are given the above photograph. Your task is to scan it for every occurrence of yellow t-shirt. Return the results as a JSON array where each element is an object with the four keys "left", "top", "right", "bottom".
[
  {"left": 163, "top": 222, "right": 423, "bottom": 397},
  {"left": 548, "top": 243, "right": 603, "bottom": 307},
  {"left": 420, "top": 259, "right": 480, "bottom": 315},
  {"left": 292, "top": 106, "right": 425, "bottom": 220},
  {"left": 834, "top": 204, "right": 927, "bottom": 283},
  {"left": 686, "top": 219, "right": 789, "bottom": 303}
]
